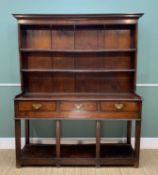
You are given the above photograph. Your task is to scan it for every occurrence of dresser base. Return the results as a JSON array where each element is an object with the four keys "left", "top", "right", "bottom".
[{"left": 15, "top": 119, "right": 141, "bottom": 168}]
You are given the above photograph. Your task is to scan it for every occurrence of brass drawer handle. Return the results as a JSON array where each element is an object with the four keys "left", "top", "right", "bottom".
[
  {"left": 114, "top": 103, "right": 124, "bottom": 110},
  {"left": 74, "top": 104, "right": 82, "bottom": 110},
  {"left": 32, "top": 103, "right": 42, "bottom": 110}
]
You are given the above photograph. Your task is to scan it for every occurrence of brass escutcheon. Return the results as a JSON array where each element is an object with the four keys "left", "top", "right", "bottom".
[
  {"left": 114, "top": 103, "right": 124, "bottom": 110},
  {"left": 74, "top": 103, "right": 82, "bottom": 110},
  {"left": 32, "top": 103, "right": 42, "bottom": 110}
]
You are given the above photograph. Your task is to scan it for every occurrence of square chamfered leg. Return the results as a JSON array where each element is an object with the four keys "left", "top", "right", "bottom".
[
  {"left": 96, "top": 120, "right": 101, "bottom": 167},
  {"left": 127, "top": 120, "right": 132, "bottom": 144},
  {"left": 56, "top": 120, "right": 61, "bottom": 166},
  {"left": 134, "top": 120, "right": 141, "bottom": 167},
  {"left": 15, "top": 119, "right": 21, "bottom": 168},
  {"left": 25, "top": 120, "right": 30, "bottom": 145}
]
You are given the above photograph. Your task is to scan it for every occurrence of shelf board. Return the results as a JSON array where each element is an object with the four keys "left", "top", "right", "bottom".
[
  {"left": 15, "top": 92, "right": 142, "bottom": 101},
  {"left": 20, "top": 48, "right": 136, "bottom": 53},
  {"left": 21, "top": 144, "right": 134, "bottom": 159},
  {"left": 20, "top": 143, "right": 135, "bottom": 166},
  {"left": 21, "top": 69, "right": 135, "bottom": 73}
]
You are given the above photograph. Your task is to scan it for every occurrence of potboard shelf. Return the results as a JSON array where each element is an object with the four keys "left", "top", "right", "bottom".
[{"left": 20, "top": 143, "right": 135, "bottom": 166}]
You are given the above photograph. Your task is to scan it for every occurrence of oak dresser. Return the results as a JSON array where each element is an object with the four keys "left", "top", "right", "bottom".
[{"left": 13, "top": 14, "right": 143, "bottom": 167}]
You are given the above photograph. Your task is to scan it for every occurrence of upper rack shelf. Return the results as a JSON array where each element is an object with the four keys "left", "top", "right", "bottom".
[
  {"left": 20, "top": 48, "right": 136, "bottom": 53},
  {"left": 21, "top": 69, "right": 136, "bottom": 73}
]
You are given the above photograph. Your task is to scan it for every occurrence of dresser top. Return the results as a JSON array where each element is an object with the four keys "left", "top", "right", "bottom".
[{"left": 15, "top": 93, "right": 142, "bottom": 101}]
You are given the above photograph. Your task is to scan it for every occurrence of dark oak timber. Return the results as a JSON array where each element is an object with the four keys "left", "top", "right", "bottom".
[
  {"left": 25, "top": 120, "right": 30, "bottom": 145},
  {"left": 96, "top": 120, "right": 101, "bottom": 165},
  {"left": 56, "top": 120, "right": 61, "bottom": 158},
  {"left": 15, "top": 120, "right": 21, "bottom": 167},
  {"left": 13, "top": 14, "right": 143, "bottom": 167},
  {"left": 134, "top": 120, "right": 141, "bottom": 167},
  {"left": 127, "top": 121, "right": 132, "bottom": 144}
]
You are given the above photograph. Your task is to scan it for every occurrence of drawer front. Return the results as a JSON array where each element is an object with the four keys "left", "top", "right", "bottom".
[
  {"left": 100, "top": 101, "right": 139, "bottom": 112},
  {"left": 60, "top": 101, "right": 97, "bottom": 111},
  {"left": 15, "top": 100, "right": 141, "bottom": 119},
  {"left": 18, "top": 101, "right": 56, "bottom": 112}
]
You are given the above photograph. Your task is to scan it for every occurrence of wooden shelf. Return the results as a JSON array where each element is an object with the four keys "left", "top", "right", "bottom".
[
  {"left": 20, "top": 48, "right": 136, "bottom": 53},
  {"left": 21, "top": 69, "right": 136, "bottom": 73},
  {"left": 16, "top": 92, "right": 142, "bottom": 101},
  {"left": 20, "top": 143, "right": 135, "bottom": 166}
]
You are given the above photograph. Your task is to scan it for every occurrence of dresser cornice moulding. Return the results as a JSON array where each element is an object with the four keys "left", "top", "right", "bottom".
[{"left": 0, "top": 83, "right": 158, "bottom": 87}]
